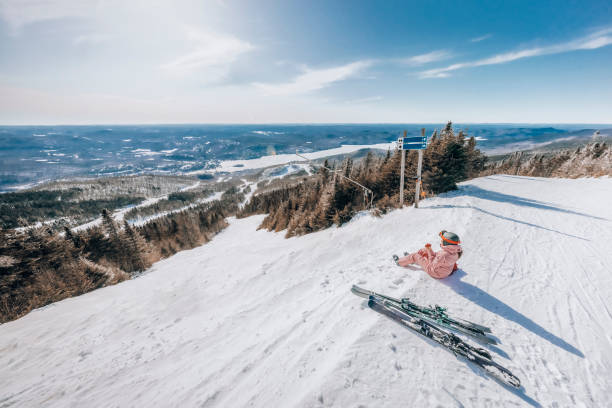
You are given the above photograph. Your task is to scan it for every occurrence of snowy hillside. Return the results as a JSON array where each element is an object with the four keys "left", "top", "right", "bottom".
[{"left": 1, "top": 175, "right": 611, "bottom": 407}]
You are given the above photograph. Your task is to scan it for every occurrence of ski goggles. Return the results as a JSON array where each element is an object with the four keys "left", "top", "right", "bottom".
[{"left": 439, "top": 231, "right": 460, "bottom": 245}]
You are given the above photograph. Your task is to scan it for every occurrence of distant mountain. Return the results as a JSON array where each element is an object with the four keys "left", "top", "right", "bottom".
[{"left": 1, "top": 124, "right": 610, "bottom": 191}]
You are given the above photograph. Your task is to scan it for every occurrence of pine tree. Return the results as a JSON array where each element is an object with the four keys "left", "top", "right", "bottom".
[
  {"left": 64, "top": 226, "right": 84, "bottom": 248},
  {"left": 320, "top": 159, "right": 330, "bottom": 184},
  {"left": 422, "top": 122, "right": 467, "bottom": 193},
  {"left": 466, "top": 136, "right": 486, "bottom": 178},
  {"left": 101, "top": 209, "right": 119, "bottom": 240},
  {"left": 123, "top": 221, "right": 151, "bottom": 272},
  {"left": 100, "top": 209, "right": 131, "bottom": 272},
  {"left": 383, "top": 148, "right": 391, "bottom": 165},
  {"left": 343, "top": 157, "right": 353, "bottom": 178}
]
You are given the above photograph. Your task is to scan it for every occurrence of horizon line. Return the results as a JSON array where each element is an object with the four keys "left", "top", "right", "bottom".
[{"left": 1, "top": 122, "right": 612, "bottom": 127}]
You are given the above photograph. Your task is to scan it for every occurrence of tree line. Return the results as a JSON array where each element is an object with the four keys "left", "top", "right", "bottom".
[
  {"left": 0, "top": 188, "right": 144, "bottom": 229},
  {"left": 239, "top": 122, "right": 486, "bottom": 237},
  {"left": 481, "top": 141, "right": 610, "bottom": 178},
  {"left": 0, "top": 189, "right": 243, "bottom": 323}
]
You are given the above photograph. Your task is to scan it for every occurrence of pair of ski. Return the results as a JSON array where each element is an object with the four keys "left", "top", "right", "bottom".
[
  {"left": 352, "top": 285, "right": 495, "bottom": 345},
  {"left": 351, "top": 285, "right": 521, "bottom": 389}
]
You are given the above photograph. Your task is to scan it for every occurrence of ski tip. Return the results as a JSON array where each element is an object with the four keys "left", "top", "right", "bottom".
[{"left": 350, "top": 285, "right": 368, "bottom": 297}]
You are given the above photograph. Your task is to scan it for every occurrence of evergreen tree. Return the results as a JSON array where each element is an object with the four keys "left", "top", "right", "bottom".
[
  {"left": 123, "top": 221, "right": 151, "bottom": 272},
  {"left": 320, "top": 159, "right": 330, "bottom": 184},
  {"left": 101, "top": 209, "right": 119, "bottom": 240}
]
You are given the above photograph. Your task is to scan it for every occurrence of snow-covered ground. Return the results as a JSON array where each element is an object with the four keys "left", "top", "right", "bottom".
[
  {"left": 72, "top": 181, "right": 202, "bottom": 232},
  {"left": 200, "top": 142, "right": 395, "bottom": 174},
  {"left": 260, "top": 162, "right": 313, "bottom": 180},
  {"left": 2, "top": 175, "right": 612, "bottom": 407},
  {"left": 127, "top": 191, "right": 224, "bottom": 227}
]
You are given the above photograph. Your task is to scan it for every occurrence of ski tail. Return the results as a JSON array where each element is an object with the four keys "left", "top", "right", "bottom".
[
  {"left": 475, "top": 356, "right": 522, "bottom": 389},
  {"left": 455, "top": 318, "right": 493, "bottom": 333}
]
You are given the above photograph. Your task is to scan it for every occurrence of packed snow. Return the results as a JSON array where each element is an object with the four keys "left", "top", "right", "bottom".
[{"left": 1, "top": 175, "right": 612, "bottom": 407}]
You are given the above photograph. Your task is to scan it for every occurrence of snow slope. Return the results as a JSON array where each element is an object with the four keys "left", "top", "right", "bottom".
[{"left": 2, "top": 175, "right": 612, "bottom": 407}]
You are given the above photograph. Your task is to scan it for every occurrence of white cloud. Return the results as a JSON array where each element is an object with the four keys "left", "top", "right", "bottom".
[
  {"left": 470, "top": 34, "right": 492, "bottom": 43},
  {"left": 160, "top": 26, "right": 253, "bottom": 78},
  {"left": 73, "top": 33, "right": 112, "bottom": 45},
  {"left": 420, "top": 27, "right": 612, "bottom": 78},
  {"left": 0, "top": 0, "right": 95, "bottom": 32},
  {"left": 400, "top": 50, "right": 451, "bottom": 66},
  {"left": 253, "top": 61, "right": 372, "bottom": 95},
  {"left": 343, "top": 95, "right": 383, "bottom": 104}
]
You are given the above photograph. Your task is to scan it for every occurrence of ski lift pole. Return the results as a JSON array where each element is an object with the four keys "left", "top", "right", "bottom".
[
  {"left": 399, "top": 130, "right": 406, "bottom": 207},
  {"left": 415, "top": 150, "right": 423, "bottom": 208},
  {"left": 295, "top": 151, "right": 374, "bottom": 209}
]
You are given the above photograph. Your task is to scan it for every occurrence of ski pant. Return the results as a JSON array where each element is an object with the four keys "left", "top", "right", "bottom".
[{"left": 398, "top": 250, "right": 429, "bottom": 270}]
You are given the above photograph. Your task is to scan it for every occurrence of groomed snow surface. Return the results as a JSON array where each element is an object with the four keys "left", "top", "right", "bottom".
[{"left": 2, "top": 175, "right": 612, "bottom": 407}]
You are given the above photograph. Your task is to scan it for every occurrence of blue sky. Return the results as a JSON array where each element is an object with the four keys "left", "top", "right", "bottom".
[{"left": 0, "top": 0, "right": 611, "bottom": 124}]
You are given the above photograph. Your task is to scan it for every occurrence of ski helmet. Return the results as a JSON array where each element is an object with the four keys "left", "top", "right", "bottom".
[{"left": 439, "top": 230, "right": 460, "bottom": 246}]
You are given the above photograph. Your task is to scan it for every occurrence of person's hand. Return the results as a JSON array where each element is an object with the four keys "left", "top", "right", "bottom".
[{"left": 424, "top": 243, "right": 435, "bottom": 258}]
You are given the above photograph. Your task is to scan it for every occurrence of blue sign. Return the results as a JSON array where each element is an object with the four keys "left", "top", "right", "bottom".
[{"left": 398, "top": 136, "right": 427, "bottom": 150}]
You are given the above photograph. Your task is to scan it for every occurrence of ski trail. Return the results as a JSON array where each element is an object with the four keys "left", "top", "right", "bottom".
[{"left": 1, "top": 176, "right": 612, "bottom": 407}]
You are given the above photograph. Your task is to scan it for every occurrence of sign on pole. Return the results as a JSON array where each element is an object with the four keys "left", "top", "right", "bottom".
[
  {"left": 398, "top": 136, "right": 427, "bottom": 150},
  {"left": 397, "top": 128, "right": 427, "bottom": 208}
]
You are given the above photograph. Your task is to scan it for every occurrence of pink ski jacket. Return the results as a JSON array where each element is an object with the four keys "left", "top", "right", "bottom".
[{"left": 398, "top": 245, "right": 462, "bottom": 279}]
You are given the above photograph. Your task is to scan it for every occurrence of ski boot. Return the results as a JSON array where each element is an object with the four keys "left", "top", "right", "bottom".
[{"left": 392, "top": 254, "right": 400, "bottom": 266}]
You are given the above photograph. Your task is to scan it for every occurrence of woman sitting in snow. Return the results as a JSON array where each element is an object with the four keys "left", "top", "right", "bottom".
[{"left": 394, "top": 230, "right": 462, "bottom": 279}]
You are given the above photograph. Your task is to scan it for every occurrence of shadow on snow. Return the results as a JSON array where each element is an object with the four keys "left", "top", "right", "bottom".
[
  {"left": 443, "top": 269, "right": 584, "bottom": 358},
  {"left": 424, "top": 204, "right": 590, "bottom": 241},
  {"left": 441, "top": 184, "right": 609, "bottom": 221}
]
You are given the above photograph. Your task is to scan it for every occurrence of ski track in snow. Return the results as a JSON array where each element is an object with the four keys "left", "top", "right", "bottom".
[
  {"left": 72, "top": 181, "right": 202, "bottom": 232},
  {"left": 1, "top": 175, "right": 612, "bottom": 407}
]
